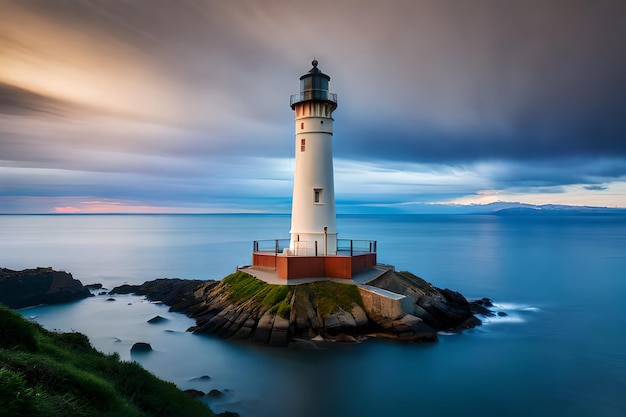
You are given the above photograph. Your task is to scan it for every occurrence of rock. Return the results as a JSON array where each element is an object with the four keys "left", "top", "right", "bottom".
[
  {"left": 269, "top": 315, "right": 290, "bottom": 347},
  {"left": 351, "top": 304, "right": 369, "bottom": 327},
  {"left": 367, "top": 270, "right": 483, "bottom": 333},
  {"left": 129, "top": 278, "right": 207, "bottom": 308},
  {"left": 497, "top": 311, "right": 508, "bottom": 317},
  {"left": 147, "top": 315, "right": 168, "bottom": 324},
  {"left": 206, "top": 389, "right": 223, "bottom": 399},
  {"left": 254, "top": 311, "right": 275, "bottom": 344},
  {"left": 85, "top": 283, "right": 103, "bottom": 290},
  {"left": 390, "top": 314, "right": 422, "bottom": 333},
  {"left": 98, "top": 291, "right": 108, "bottom": 296},
  {"left": 477, "top": 297, "right": 494, "bottom": 307},
  {"left": 108, "top": 272, "right": 489, "bottom": 347},
  {"left": 184, "top": 389, "right": 205, "bottom": 398},
  {"left": 323, "top": 313, "right": 341, "bottom": 332},
  {"left": 334, "top": 333, "right": 357, "bottom": 343},
  {"left": 0, "top": 267, "right": 92, "bottom": 309},
  {"left": 106, "top": 297, "right": 116, "bottom": 302},
  {"left": 335, "top": 309, "right": 358, "bottom": 328},
  {"left": 231, "top": 318, "right": 255, "bottom": 340},
  {"left": 440, "top": 288, "right": 469, "bottom": 305},
  {"left": 130, "top": 342, "right": 152, "bottom": 353},
  {"left": 189, "top": 375, "right": 211, "bottom": 381},
  {"left": 109, "top": 284, "right": 140, "bottom": 295},
  {"left": 291, "top": 290, "right": 318, "bottom": 336},
  {"left": 412, "top": 304, "right": 435, "bottom": 322}
]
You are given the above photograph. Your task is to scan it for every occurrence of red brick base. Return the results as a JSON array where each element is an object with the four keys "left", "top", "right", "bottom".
[{"left": 252, "top": 253, "right": 377, "bottom": 279}]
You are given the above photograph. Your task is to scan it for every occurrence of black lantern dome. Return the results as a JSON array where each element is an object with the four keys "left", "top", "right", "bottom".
[{"left": 290, "top": 60, "right": 337, "bottom": 109}]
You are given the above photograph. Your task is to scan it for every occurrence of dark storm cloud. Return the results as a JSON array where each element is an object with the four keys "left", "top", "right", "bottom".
[{"left": 332, "top": 0, "right": 626, "bottom": 166}]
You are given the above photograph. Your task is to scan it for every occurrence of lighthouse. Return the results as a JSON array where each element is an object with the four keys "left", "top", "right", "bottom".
[
  {"left": 248, "top": 60, "right": 377, "bottom": 280},
  {"left": 288, "top": 60, "right": 338, "bottom": 256}
]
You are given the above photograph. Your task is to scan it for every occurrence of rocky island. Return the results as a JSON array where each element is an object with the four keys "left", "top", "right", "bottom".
[
  {"left": 1, "top": 266, "right": 494, "bottom": 347},
  {"left": 110, "top": 268, "right": 493, "bottom": 347}
]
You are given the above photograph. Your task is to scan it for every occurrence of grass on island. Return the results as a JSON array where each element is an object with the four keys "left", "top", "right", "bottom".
[
  {"left": 0, "top": 304, "right": 233, "bottom": 417},
  {"left": 222, "top": 271, "right": 363, "bottom": 318},
  {"left": 300, "top": 281, "right": 363, "bottom": 317},
  {"left": 222, "top": 272, "right": 292, "bottom": 318}
]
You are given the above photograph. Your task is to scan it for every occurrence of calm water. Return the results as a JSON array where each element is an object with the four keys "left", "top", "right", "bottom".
[{"left": 2, "top": 214, "right": 626, "bottom": 417}]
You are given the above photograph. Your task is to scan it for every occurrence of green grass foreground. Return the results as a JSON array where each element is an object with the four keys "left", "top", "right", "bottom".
[{"left": 0, "top": 304, "right": 234, "bottom": 417}]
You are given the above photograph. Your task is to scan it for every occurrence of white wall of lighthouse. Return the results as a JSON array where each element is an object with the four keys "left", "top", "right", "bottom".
[{"left": 289, "top": 61, "right": 338, "bottom": 256}]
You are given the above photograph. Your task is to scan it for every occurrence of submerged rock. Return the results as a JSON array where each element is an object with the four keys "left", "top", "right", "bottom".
[
  {"left": 130, "top": 342, "right": 152, "bottom": 353},
  {"left": 147, "top": 315, "right": 168, "bottom": 324}
]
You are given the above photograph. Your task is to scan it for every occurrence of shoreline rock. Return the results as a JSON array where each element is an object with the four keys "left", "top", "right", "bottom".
[
  {"left": 0, "top": 266, "right": 493, "bottom": 347},
  {"left": 0, "top": 267, "right": 92, "bottom": 309}
]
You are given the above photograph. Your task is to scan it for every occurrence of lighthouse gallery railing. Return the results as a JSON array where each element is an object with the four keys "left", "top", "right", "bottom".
[
  {"left": 253, "top": 238, "right": 376, "bottom": 256},
  {"left": 290, "top": 90, "right": 337, "bottom": 107}
]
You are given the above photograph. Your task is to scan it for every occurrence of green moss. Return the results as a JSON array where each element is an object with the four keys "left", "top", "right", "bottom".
[
  {"left": 222, "top": 272, "right": 268, "bottom": 303},
  {"left": 222, "top": 272, "right": 364, "bottom": 321},
  {"left": 261, "top": 286, "right": 290, "bottom": 307},
  {"left": 223, "top": 272, "right": 291, "bottom": 316},
  {"left": 302, "top": 281, "right": 363, "bottom": 316},
  {"left": 0, "top": 304, "right": 225, "bottom": 417},
  {"left": 268, "top": 290, "right": 292, "bottom": 319}
]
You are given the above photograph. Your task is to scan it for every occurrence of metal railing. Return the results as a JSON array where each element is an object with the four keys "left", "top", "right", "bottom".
[
  {"left": 253, "top": 238, "right": 376, "bottom": 256},
  {"left": 253, "top": 239, "right": 290, "bottom": 255},
  {"left": 290, "top": 90, "right": 337, "bottom": 107},
  {"left": 337, "top": 239, "right": 377, "bottom": 256}
]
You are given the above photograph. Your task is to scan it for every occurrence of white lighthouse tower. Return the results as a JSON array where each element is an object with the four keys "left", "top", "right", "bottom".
[
  {"left": 288, "top": 60, "right": 338, "bottom": 256},
  {"left": 247, "top": 60, "right": 376, "bottom": 280}
]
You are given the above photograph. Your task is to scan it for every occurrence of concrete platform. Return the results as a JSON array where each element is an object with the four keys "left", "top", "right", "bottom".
[{"left": 238, "top": 264, "right": 393, "bottom": 286}]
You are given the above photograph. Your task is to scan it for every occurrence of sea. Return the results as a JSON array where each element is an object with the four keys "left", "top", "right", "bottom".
[{"left": 1, "top": 213, "right": 625, "bottom": 417}]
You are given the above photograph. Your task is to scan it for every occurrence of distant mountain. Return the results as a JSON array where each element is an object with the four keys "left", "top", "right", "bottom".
[
  {"left": 342, "top": 201, "right": 626, "bottom": 215},
  {"left": 469, "top": 202, "right": 626, "bottom": 215}
]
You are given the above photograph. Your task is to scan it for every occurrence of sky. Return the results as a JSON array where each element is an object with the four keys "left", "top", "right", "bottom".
[{"left": 1, "top": 0, "right": 625, "bottom": 214}]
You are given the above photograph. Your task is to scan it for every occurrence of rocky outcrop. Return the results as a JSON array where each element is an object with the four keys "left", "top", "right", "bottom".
[
  {"left": 110, "top": 278, "right": 207, "bottom": 312},
  {"left": 112, "top": 270, "right": 493, "bottom": 347},
  {"left": 0, "top": 267, "right": 92, "bottom": 309},
  {"left": 366, "top": 270, "right": 485, "bottom": 332}
]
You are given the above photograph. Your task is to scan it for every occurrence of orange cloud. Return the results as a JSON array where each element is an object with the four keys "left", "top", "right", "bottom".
[{"left": 54, "top": 206, "right": 83, "bottom": 213}]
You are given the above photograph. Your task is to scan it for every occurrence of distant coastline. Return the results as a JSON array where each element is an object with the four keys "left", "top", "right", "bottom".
[{"left": 2, "top": 202, "right": 626, "bottom": 216}]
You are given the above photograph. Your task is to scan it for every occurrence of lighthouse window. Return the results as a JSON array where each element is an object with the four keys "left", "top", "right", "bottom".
[
  {"left": 314, "top": 188, "right": 323, "bottom": 204},
  {"left": 300, "top": 138, "right": 306, "bottom": 152},
  {"left": 300, "top": 122, "right": 304, "bottom": 129}
]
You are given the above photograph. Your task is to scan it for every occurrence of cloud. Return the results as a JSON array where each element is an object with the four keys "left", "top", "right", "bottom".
[
  {"left": 1, "top": 0, "right": 626, "bottom": 212},
  {"left": 584, "top": 185, "right": 609, "bottom": 191}
]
